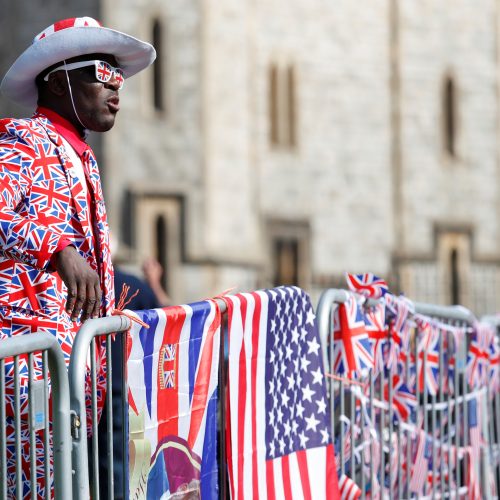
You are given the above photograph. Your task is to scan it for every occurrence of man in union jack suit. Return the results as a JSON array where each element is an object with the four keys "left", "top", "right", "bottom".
[{"left": 0, "top": 16, "right": 155, "bottom": 497}]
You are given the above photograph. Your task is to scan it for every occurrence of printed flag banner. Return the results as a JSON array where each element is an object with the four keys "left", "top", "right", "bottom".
[
  {"left": 127, "top": 301, "right": 221, "bottom": 499},
  {"left": 224, "top": 286, "right": 340, "bottom": 499}
]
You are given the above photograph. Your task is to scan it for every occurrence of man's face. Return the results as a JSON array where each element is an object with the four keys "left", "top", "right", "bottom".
[{"left": 64, "top": 53, "right": 122, "bottom": 132}]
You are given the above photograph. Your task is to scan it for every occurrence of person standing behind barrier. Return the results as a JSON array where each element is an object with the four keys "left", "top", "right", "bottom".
[
  {"left": 101, "top": 255, "right": 172, "bottom": 499},
  {"left": 0, "top": 17, "right": 155, "bottom": 498}
]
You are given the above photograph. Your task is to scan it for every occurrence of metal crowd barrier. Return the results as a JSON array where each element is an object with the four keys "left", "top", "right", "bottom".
[
  {"left": 481, "top": 315, "right": 500, "bottom": 497},
  {"left": 317, "top": 288, "right": 499, "bottom": 499},
  {"left": 0, "top": 332, "right": 72, "bottom": 499},
  {"left": 68, "top": 314, "right": 132, "bottom": 500}
]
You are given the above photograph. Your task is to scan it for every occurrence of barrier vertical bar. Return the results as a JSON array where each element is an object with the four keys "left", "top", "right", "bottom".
[
  {"left": 90, "top": 338, "right": 100, "bottom": 500},
  {"left": 69, "top": 315, "right": 131, "bottom": 500},
  {"left": 0, "top": 359, "right": 6, "bottom": 500},
  {"left": 388, "top": 369, "right": 394, "bottom": 500},
  {"left": 28, "top": 353, "right": 37, "bottom": 496},
  {"left": 14, "top": 355, "right": 21, "bottom": 498},
  {"left": 378, "top": 367, "right": 385, "bottom": 495},
  {"left": 369, "top": 371, "right": 375, "bottom": 497},
  {"left": 214, "top": 298, "right": 228, "bottom": 500},
  {"left": 446, "top": 331, "right": 452, "bottom": 496},
  {"left": 43, "top": 351, "right": 50, "bottom": 500},
  {"left": 105, "top": 334, "right": 114, "bottom": 500},
  {"left": 121, "top": 332, "right": 129, "bottom": 500}
]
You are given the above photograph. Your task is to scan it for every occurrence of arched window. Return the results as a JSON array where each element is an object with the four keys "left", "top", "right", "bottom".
[
  {"left": 155, "top": 214, "right": 168, "bottom": 290},
  {"left": 450, "top": 248, "right": 460, "bottom": 305},
  {"left": 152, "top": 19, "right": 165, "bottom": 112},
  {"left": 443, "top": 77, "right": 456, "bottom": 157}
]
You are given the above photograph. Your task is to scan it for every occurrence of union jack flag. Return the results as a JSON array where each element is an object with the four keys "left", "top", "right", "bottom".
[
  {"left": 415, "top": 318, "right": 440, "bottom": 396},
  {"left": 384, "top": 294, "right": 412, "bottom": 371},
  {"left": 489, "top": 334, "right": 500, "bottom": 392},
  {"left": 364, "top": 303, "right": 388, "bottom": 374},
  {"left": 345, "top": 273, "right": 389, "bottom": 300},
  {"left": 383, "top": 374, "right": 417, "bottom": 422},
  {"left": 97, "top": 60, "right": 112, "bottom": 80},
  {"left": 333, "top": 294, "right": 374, "bottom": 377},
  {"left": 466, "top": 322, "right": 495, "bottom": 388}
]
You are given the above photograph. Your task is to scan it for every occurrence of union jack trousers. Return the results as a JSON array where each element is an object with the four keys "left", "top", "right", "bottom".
[{"left": 0, "top": 112, "right": 114, "bottom": 498}]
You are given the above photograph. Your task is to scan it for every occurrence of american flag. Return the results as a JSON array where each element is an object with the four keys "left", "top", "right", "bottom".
[
  {"left": 338, "top": 474, "right": 361, "bottom": 500},
  {"left": 409, "top": 430, "right": 432, "bottom": 496},
  {"left": 127, "top": 302, "right": 221, "bottom": 499},
  {"left": 333, "top": 294, "right": 374, "bottom": 378},
  {"left": 345, "top": 273, "right": 388, "bottom": 300},
  {"left": 224, "top": 286, "right": 340, "bottom": 499}
]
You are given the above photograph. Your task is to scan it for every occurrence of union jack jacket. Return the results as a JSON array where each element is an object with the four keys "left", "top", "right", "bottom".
[{"left": 0, "top": 111, "right": 114, "bottom": 413}]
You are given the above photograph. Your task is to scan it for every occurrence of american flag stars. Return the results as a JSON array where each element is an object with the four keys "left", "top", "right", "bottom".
[{"left": 266, "top": 287, "right": 331, "bottom": 460}]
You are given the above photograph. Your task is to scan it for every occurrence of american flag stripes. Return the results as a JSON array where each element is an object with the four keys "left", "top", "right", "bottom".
[
  {"left": 338, "top": 474, "right": 361, "bottom": 500},
  {"left": 224, "top": 287, "right": 340, "bottom": 499},
  {"left": 409, "top": 430, "right": 432, "bottom": 496}
]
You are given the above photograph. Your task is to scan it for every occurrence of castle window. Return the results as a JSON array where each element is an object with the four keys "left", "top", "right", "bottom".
[
  {"left": 268, "top": 63, "right": 297, "bottom": 149},
  {"left": 443, "top": 76, "right": 456, "bottom": 157},
  {"left": 152, "top": 19, "right": 165, "bottom": 112},
  {"left": 155, "top": 214, "right": 168, "bottom": 291}
]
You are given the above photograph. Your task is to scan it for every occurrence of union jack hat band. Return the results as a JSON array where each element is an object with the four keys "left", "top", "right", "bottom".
[{"left": 0, "top": 17, "right": 156, "bottom": 108}]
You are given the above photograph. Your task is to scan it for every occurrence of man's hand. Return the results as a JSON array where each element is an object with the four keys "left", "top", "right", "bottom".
[{"left": 53, "top": 246, "right": 102, "bottom": 322}]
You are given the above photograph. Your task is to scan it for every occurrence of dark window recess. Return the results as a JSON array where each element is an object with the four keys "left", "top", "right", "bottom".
[
  {"left": 273, "top": 238, "right": 299, "bottom": 286},
  {"left": 450, "top": 248, "right": 460, "bottom": 305},
  {"left": 155, "top": 215, "right": 168, "bottom": 292},
  {"left": 444, "top": 78, "right": 456, "bottom": 156},
  {"left": 152, "top": 19, "right": 164, "bottom": 112},
  {"left": 269, "top": 65, "right": 279, "bottom": 146}
]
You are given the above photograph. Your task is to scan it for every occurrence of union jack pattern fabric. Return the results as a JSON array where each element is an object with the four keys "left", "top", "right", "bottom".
[
  {"left": 345, "top": 273, "right": 388, "bottom": 300},
  {"left": 383, "top": 374, "right": 417, "bottom": 422},
  {"left": 0, "top": 112, "right": 114, "bottom": 498},
  {"left": 415, "top": 317, "right": 441, "bottom": 396},
  {"left": 489, "top": 334, "right": 500, "bottom": 393},
  {"left": 333, "top": 293, "right": 373, "bottom": 377},
  {"left": 466, "top": 322, "right": 495, "bottom": 388},
  {"left": 384, "top": 294, "right": 412, "bottom": 371},
  {"left": 363, "top": 303, "right": 387, "bottom": 374}
]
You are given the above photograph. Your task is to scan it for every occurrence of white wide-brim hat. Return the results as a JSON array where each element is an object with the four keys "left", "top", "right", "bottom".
[{"left": 1, "top": 17, "right": 156, "bottom": 108}]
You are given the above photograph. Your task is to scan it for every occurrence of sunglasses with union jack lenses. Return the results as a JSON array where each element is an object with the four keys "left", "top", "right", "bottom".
[{"left": 43, "top": 60, "right": 125, "bottom": 89}]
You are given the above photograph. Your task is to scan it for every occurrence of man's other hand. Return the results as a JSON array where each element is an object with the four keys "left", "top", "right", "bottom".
[{"left": 54, "top": 246, "right": 102, "bottom": 322}]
